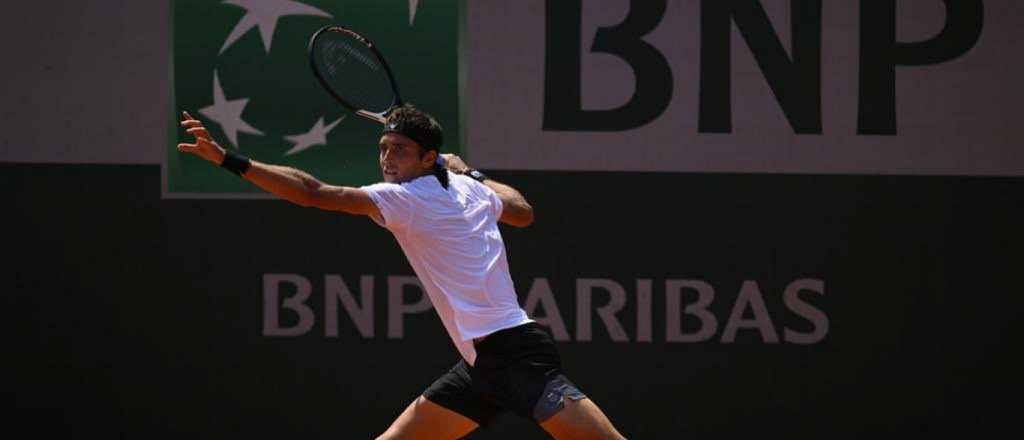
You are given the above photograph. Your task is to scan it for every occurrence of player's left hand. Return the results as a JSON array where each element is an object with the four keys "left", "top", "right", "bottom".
[{"left": 177, "top": 111, "right": 226, "bottom": 165}]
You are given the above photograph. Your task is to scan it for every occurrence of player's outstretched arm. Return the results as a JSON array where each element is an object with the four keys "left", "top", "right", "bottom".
[
  {"left": 177, "top": 111, "right": 380, "bottom": 217},
  {"left": 442, "top": 154, "right": 534, "bottom": 227}
]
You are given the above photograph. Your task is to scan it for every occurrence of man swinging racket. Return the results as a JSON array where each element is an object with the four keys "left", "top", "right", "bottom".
[{"left": 178, "top": 105, "right": 626, "bottom": 439}]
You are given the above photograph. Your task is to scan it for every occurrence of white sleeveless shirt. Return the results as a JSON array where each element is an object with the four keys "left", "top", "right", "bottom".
[{"left": 361, "top": 172, "right": 533, "bottom": 365}]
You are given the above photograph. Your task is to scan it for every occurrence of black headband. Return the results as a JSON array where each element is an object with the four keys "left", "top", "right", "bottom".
[{"left": 383, "top": 120, "right": 443, "bottom": 151}]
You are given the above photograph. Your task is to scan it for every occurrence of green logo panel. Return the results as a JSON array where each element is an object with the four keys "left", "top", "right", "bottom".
[{"left": 167, "top": 0, "right": 462, "bottom": 196}]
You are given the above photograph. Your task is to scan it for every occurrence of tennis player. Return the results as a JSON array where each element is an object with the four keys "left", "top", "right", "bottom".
[{"left": 178, "top": 105, "right": 626, "bottom": 440}]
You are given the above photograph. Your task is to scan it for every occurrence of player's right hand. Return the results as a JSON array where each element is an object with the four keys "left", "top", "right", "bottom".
[
  {"left": 177, "top": 111, "right": 226, "bottom": 165},
  {"left": 441, "top": 153, "right": 471, "bottom": 174}
]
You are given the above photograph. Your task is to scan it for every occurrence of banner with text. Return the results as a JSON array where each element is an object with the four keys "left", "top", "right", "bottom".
[{"left": 465, "top": 0, "right": 1021, "bottom": 175}]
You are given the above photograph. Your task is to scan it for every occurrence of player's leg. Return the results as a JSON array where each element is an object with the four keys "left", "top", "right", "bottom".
[
  {"left": 375, "top": 395, "right": 478, "bottom": 440},
  {"left": 539, "top": 397, "right": 627, "bottom": 440},
  {"left": 377, "top": 359, "right": 499, "bottom": 439}
]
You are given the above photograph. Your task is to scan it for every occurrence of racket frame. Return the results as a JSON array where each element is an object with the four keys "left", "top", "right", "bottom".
[{"left": 308, "top": 25, "right": 403, "bottom": 124}]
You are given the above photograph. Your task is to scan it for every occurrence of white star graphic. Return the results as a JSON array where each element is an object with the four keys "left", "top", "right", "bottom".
[
  {"left": 199, "top": 71, "right": 264, "bottom": 148},
  {"left": 409, "top": 0, "right": 420, "bottom": 25},
  {"left": 284, "top": 116, "right": 345, "bottom": 156},
  {"left": 220, "top": 0, "right": 332, "bottom": 54}
]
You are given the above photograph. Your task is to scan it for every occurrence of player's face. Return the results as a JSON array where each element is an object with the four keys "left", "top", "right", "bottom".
[{"left": 379, "top": 133, "right": 433, "bottom": 183}]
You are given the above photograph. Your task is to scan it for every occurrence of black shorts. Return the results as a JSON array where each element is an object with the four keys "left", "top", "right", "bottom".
[{"left": 422, "top": 322, "right": 587, "bottom": 426}]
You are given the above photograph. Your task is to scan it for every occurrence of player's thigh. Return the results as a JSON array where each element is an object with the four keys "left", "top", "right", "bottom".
[
  {"left": 539, "top": 398, "right": 627, "bottom": 440},
  {"left": 376, "top": 396, "right": 479, "bottom": 440}
]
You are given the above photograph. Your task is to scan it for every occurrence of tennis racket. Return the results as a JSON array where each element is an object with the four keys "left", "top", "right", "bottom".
[{"left": 308, "top": 25, "right": 403, "bottom": 124}]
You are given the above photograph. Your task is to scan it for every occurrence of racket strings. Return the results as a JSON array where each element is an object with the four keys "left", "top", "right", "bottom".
[
  {"left": 322, "top": 39, "right": 380, "bottom": 73},
  {"left": 313, "top": 33, "right": 396, "bottom": 115}
]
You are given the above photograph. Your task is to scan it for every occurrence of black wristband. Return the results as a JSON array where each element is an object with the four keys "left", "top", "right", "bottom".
[
  {"left": 221, "top": 150, "right": 251, "bottom": 176},
  {"left": 465, "top": 168, "right": 488, "bottom": 182}
]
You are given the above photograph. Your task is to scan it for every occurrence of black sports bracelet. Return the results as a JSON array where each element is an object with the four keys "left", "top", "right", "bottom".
[
  {"left": 221, "top": 150, "right": 251, "bottom": 176},
  {"left": 465, "top": 168, "right": 488, "bottom": 182}
]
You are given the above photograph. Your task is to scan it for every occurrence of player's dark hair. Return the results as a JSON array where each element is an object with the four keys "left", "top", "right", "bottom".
[{"left": 384, "top": 104, "right": 448, "bottom": 189}]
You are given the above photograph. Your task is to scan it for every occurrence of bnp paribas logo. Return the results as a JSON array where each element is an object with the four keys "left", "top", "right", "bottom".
[{"left": 165, "top": 0, "right": 462, "bottom": 198}]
